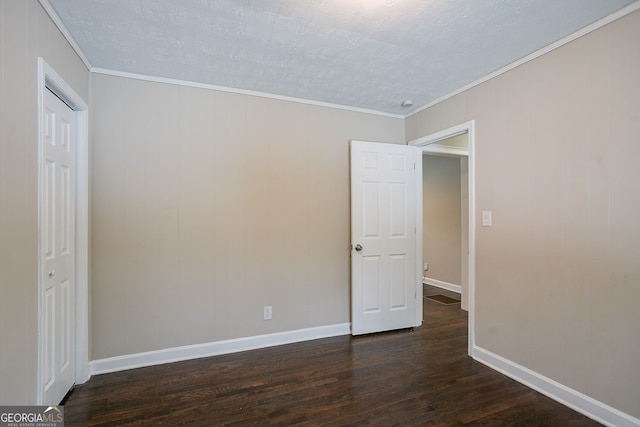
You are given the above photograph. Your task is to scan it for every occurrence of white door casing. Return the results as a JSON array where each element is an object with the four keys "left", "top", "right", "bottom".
[
  {"left": 409, "top": 120, "right": 476, "bottom": 356},
  {"left": 38, "top": 58, "right": 90, "bottom": 404},
  {"left": 41, "top": 89, "right": 76, "bottom": 404},
  {"left": 350, "top": 141, "right": 422, "bottom": 335}
]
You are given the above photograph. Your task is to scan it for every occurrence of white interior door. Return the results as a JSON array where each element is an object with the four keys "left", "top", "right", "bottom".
[
  {"left": 42, "top": 88, "right": 76, "bottom": 404},
  {"left": 350, "top": 140, "right": 421, "bottom": 335}
]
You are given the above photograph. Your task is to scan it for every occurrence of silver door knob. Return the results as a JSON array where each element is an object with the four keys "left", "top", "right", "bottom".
[
  {"left": 48, "top": 270, "right": 55, "bottom": 278},
  {"left": 354, "top": 244, "right": 363, "bottom": 252}
]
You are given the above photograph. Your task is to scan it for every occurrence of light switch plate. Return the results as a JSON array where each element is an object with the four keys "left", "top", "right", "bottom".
[{"left": 482, "top": 211, "right": 492, "bottom": 227}]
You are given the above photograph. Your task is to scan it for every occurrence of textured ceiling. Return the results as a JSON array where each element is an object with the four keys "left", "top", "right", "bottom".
[{"left": 46, "top": 0, "right": 636, "bottom": 115}]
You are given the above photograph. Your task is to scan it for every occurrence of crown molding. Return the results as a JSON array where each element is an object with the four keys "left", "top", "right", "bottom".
[
  {"left": 38, "top": 0, "right": 401, "bottom": 117},
  {"left": 38, "top": 0, "right": 92, "bottom": 70},
  {"left": 38, "top": 0, "right": 640, "bottom": 120},
  {"left": 406, "top": 0, "right": 640, "bottom": 118},
  {"left": 90, "top": 67, "right": 405, "bottom": 119}
]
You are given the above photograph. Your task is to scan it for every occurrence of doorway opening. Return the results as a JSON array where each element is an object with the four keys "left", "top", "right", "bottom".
[
  {"left": 409, "top": 121, "right": 476, "bottom": 355},
  {"left": 422, "top": 135, "right": 468, "bottom": 307}
]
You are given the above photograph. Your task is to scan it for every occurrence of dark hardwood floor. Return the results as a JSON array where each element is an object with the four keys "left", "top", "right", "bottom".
[{"left": 62, "top": 285, "right": 600, "bottom": 426}]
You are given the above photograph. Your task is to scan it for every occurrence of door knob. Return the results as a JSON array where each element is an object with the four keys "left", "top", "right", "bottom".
[
  {"left": 48, "top": 270, "right": 55, "bottom": 278},
  {"left": 354, "top": 244, "right": 363, "bottom": 252}
]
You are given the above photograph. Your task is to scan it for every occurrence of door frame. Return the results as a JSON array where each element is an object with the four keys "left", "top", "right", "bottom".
[
  {"left": 408, "top": 120, "right": 476, "bottom": 355},
  {"left": 37, "top": 58, "right": 90, "bottom": 403}
]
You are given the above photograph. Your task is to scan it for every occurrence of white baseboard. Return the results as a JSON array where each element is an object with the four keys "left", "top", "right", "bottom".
[
  {"left": 472, "top": 345, "right": 640, "bottom": 427},
  {"left": 423, "top": 277, "right": 462, "bottom": 294},
  {"left": 90, "top": 323, "right": 351, "bottom": 376}
]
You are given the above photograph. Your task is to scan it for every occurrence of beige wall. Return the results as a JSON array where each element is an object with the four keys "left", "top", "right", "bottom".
[
  {"left": 407, "top": 10, "right": 640, "bottom": 418},
  {"left": 0, "top": 1, "right": 89, "bottom": 404},
  {"left": 90, "top": 73, "right": 404, "bottom": 359},
  {"left": 422, "top": 155, "right": 462, "bottom": 286}
]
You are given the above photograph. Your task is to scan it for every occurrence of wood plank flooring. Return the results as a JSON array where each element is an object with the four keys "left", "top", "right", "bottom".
[{"left": 62, "top": 285, "right": 601, "bottom": 426}]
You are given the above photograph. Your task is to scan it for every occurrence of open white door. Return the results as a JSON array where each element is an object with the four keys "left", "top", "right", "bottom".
[{"left": 350, "top": 140, "right": 421, "bottom": 335}]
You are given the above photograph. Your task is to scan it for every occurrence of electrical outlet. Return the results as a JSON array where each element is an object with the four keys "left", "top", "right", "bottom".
[
  {"left": 423, "top": 263, "right": 429, "bottom": 272},
  {"left": 263, "top": 306, "right": 272, "bottom": 320}
]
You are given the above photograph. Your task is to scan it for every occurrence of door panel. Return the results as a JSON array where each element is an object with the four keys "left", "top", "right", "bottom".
[
  {"left": 389, "top": 254, "right": 407, "bottom": 309},
  {"left": 44, "top": 159, "right": 55, "bottom": 259},
  {"left": 362, "top": 256, "right": 381, "bottom": 312},
  {"left": 351, "top": 141, "right": 420, "bottom": 335},
  {"left": 42, "top": 89, "right": 76, "bottom": 404},
  {"left": 60, "top": 164, "right": 71, "bottom": 254},
  {"left": 43, "top": 288, "right": 55, "bottom": 390},
  {"left": 389, "top": 182, "right": 407, "bottom": 237},
  {"left": 362, "top": 182, "right": 380, "bottom": 237}
]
